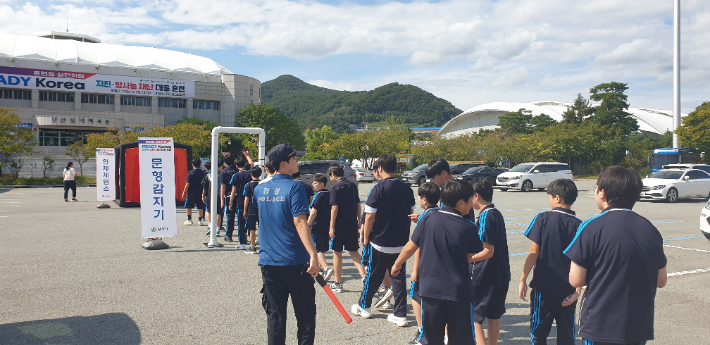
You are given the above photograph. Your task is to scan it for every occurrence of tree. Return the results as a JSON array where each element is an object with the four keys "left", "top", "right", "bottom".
[
  {"left": 304, "top": 126, "right": 340, "bottom": 153},
  {"left": 151, "top": 122, "right": 225, "bottom": 158},
  {"left": 322, "top": 126, "right": 412, "bottom": 169},
  {"left": 0, "top": 108, "right": 36, "bottom": 177},
  {"left": 236, "top": 104, "right": 305, "bottom": 151},
  {"left": 176, "top": 116, "right": 220, "bottom": 130},
  {"left": 41, "top": 155, "right": 56, "bottom": 178},
  {"left": 677, "top": 102, "right": 710, "bottom": 163},
  {"left": 562, "top": 93, "right": 593, "bottom": 124},
  {"left": 498, "top": 109, "right": 533, "bottom": 135},
  {"left": 530, "top": 114, "right": 557, "bottom": 131},
  {"left": 589, "top": 82, "right": 638, "bottom": 136},
  {"left": 65, "top": 141, "right": 93, "bottom": 175}
]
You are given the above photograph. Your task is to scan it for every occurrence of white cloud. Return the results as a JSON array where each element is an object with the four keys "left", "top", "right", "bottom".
[{"left": 492, "top": 67, "right": 529, "bottom": 88}]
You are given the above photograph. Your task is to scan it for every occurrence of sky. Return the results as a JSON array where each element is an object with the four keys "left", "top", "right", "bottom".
[{"left": 0, "top": 0, "right": 708, "bottom": 114}]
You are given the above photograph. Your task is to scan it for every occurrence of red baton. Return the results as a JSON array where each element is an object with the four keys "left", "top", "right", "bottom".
[{"left": 315, "top": 275, "right": 353, "bottom": 324}]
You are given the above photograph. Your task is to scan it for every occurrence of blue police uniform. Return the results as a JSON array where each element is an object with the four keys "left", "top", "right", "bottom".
[
  {"left": 565, "top": 208, "right": 666, "bottom": 345},
  {"left": 255, "top": 173, "right": 315, "bottom": 345},
  {"left": 524, "top": 208, "right": 582, "bottom": 345}
]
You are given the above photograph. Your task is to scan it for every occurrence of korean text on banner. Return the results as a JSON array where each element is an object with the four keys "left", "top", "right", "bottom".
[
  {"left": 96, "top": 148, "right": 116, "bottom": 201},
  {"left": 139, "top": 137, "right": 177, "bottom": 238}
]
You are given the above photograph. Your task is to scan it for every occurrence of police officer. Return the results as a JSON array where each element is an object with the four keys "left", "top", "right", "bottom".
[{"left": 254, "top": 144, "right": 320, "bottom": 345}]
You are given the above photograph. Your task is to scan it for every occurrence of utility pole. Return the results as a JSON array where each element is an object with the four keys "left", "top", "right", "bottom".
[{"left": 672, "top": 0, "right": 681, "bottom": 149}]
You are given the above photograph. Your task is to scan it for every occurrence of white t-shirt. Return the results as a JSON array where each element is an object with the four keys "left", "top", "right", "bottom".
[{"left": 63, "top": 168, "right": 76, "bottom": 181}]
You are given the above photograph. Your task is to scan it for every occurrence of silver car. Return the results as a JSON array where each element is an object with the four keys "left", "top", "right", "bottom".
[
  {"left": 354, "top": 167, "right": 375, "bottom": 183},
  {"left": 298, "top": 160, "right": 358, "bottom": 189}
]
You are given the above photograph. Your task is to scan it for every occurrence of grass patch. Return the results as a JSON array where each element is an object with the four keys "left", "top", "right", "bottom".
[{"left": 0, "top": 175, "right": 97, "bottom": 185}]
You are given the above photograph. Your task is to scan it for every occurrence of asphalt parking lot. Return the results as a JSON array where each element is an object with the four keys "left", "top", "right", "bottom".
[{"left": 0, "top": 180, "right": 708, "bottom": 344}]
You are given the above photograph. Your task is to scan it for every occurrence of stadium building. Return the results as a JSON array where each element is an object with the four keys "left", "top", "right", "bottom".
[
  {"left": 439, "top": 101, "right": 684, "bottom": 137},
  {"left": 0, "top": 31, "right": 260, "bottom": 176}
]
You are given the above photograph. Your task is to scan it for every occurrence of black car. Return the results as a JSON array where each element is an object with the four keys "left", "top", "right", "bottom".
[{"left": 454, "top": 166, "right": 506, "bottom": 185}]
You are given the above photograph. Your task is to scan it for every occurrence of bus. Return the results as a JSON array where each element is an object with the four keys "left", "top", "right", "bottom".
[{"left": 648, "top": 147, "right": 701, "bottom": 172}]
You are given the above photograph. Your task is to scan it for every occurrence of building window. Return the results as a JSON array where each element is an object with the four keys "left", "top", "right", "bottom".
[
  {"left": 0, "top": 89, "right": 31, "bottom": 100},
  {"left": 39, "top": 130, "right": 99, "bottom": 147},
  {"left": 121, "top": 96, "right": 151, "bottom": 106},
  {"left": 81, "top": 94, "right": 114, "bottom": 104},
  {"left": 192, "top": 100, "right": 219, "bottom": 110},
  {"left": 250, "top": 85, "right": 253, "bottom": 96},
  {"left": 39, "top": 91, "right": 74, "bottom": 102},
  {"left": 158, "top": 98, "right": 185, "bottom": 108}
]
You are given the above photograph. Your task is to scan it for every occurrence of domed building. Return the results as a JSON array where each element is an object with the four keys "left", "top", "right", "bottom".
[{"left": 439, "top": 101, "right": 682, "bottom": 137}]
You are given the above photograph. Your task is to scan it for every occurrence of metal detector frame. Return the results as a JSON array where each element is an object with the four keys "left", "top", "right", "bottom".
[{"left": 208, "top": 127, "right": 265, "bottom": 247}]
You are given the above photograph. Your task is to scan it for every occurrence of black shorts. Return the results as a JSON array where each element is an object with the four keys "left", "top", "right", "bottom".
[
  {"left": 246, "top": 214, "right": 259, "bottom": 231},
  {"left": 583, "top": 341, "right": 647, "bottom": 345},
  {"left": 313, "top": 234, "right": 330, "bottom": 253},
  {"left": 472, "top": 284, "right": 508, "bottom": 323},
  {"left": 330, "top": 228, "right": 359, "bottom": 252},
  {"left": 409, "top": 281, "right": 420, "bottom": 302},
  {"left": 185, "top": 194, "right": 205, "bottom": 209}
]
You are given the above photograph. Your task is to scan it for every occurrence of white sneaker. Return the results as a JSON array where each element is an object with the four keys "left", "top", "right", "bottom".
[
  {"left": 387, "top": 314, "right": 408, "bottom": 327},
  {"left": 444, "top": 335, "right": 449, "bottom": 344},
  {"left": 235, "top": 244, "right": 246, "bottom": 250},
  {"left": 198, "top": 220, "right": 206, "bottom": 226},
  {"left": 351, "top": 304, "right": 372, "bottom": 319},
  {"left": 382, "top": 301, "right": 393, "bottom": 310},
  {"left": 374, "top": 288, "right": 394, "bottom": 308},
  {"left": 322, "top": 267, "right": 334, "bottom": 281},
  {"left": 184, "top": 220, "right": 193, "bottom": 225}
]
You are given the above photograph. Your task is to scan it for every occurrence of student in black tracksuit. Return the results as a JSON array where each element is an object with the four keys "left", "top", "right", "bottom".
[
  {"left": 352, "top": 154, "right": 416, "bottom": 327},
  {"left": 229, "top": 155, "right": 252, "bottom": 248},
  {"left": 565, "top": 166, "right": 667, "bottom": 345},
  {"left": 393, "top": 180, "right": 480, "bottom": 345},
  {"left": 519, "top": 179, "right": 582, "bottom": 345},
  {"left": 408, "top": 182, "right": 441, "bottom": 345},
  {"left": 243, "top": 166, "right": 262, "bottom": 254},
  {"left": 221, "top": 156, "right": 238, "bottom": 242},
  {"left": 468, "top": 178, "right": 510, "bottom": 345}
]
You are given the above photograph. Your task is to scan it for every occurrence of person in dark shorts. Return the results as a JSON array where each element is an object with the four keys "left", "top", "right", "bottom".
[
  {"left": 202, "top": 161, "right": 224, "bottom": 236},
  {"left": 519, "top": 179, "right": 582, "bottom": 345},
  {"left": 181, "top": 158, "right": 206, "bottom": 226},
  {"left": 221, "top": 155, "right": 238, "bottom": 240},
  {"left": 293, "top": 171, "right": 315, "bottom": 204},
  {"left": 408, "top": 182, "right": 441, "bottom": 345},
  {"left": 307, "top": 173, "right": 334, "bottom": 281},
  {"left": 243, "top": 166, "right": 262, "bottom": 254},
  {"left": 566, "top": 166, "right": 667, "bottom": 345},
  {"left": 392, "top": 180, "right": 480, "bottom": 345},
  {"left": 328, "top": 163, "right": 365, "bottom": 292},
  {"left": 254, "top": 144, "right": 319, "bottom": 345},
  {"left": 468, "top": 178, "right": 510, "bottom": 345},
  {"left": 229, "top": 153, "right": 253, "bottom": 248},
  {"left": 353, "top": 154, "right": 416, "bottom": 328}
]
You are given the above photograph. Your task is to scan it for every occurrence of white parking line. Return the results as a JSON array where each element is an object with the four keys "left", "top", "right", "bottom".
[
  {"left": 668, "top": 267, "right": 710, "bottom": 277},
  {"left": 663, "top": 244, "right": 710, "bottom": 253}
]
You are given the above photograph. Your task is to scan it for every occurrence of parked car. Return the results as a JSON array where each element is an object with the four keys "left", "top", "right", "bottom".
[
  {"left": 454, "top": 166, "right": 507, "bottom": 185},
  {"left": 298, "top": 160, "right": 358, "bottom": 189},
  {"left": 354, "top": 167, "right": 375, "bottom": 182},
  {"left": 662, "top": 164, "right": 710, "bottom": 175},
  {"left": 700, "top": 200, "right": 710, "bottom": 240},
  {"left": 495, "top": 162, "right": 573, "bottom": 192},
  {"left": 641, "top": 169, "right": 710, "bottom": 203},
  {"left": 402, "top": 164, "right": 428, "bottom": 186}
]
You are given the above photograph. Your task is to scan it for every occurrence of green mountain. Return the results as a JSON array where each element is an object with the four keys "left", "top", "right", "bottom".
[{"left": 261, "top": 75, "right": 462, "bottom": 132}]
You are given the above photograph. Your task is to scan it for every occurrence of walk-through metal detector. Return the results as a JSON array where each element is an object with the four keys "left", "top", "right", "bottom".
[{"left": 208, "top": 127, "right": 265, "bottom": 248}]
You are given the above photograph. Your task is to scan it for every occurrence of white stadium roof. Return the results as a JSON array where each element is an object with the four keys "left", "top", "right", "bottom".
[
  {"left": 0, "top": 32, "right": 232, "bottom": 82},
  {"left": 439, "top": 101, "right": 684, "bottom": 137}
]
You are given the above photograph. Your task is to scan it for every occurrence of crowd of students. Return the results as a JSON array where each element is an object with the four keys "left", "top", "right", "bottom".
[{"left": 181, "top": 144, "right": 667, "bottom": 345}]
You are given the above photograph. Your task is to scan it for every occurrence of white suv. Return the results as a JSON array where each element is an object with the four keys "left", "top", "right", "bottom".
[{"left": 496, "top": 162, "right": 573, "bottom": 192}]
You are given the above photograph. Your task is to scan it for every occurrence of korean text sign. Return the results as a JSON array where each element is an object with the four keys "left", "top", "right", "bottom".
[
  {"left": 139, "top": 137, "right": 177, "bottom": 238},
  {"left": 95, "top": 148, "right": 115, "bottom": 201}
]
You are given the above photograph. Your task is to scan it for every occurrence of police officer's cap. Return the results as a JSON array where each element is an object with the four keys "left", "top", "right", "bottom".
[{"left": 268, "top": 144, "right": 305, "bottom": 163}]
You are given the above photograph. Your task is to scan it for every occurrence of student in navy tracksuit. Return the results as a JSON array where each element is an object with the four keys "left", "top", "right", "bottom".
[
  {"left": 393, "top": 180, "right": 481, "bottom": 345},
  {"left": 408, "top": 182, "right": 441, "bottom": 345},
  {"left": 519, "top": 179, "right": 582, "bottom": 345},
  {"left": 353, "top": 154, "right": 416, "bottom": 327},
  {"left": 254, "top": 144, "right": 319, "bottom": 345},
  {"left": 468, "top": 178, "right": 510, "bottom": 345},
  {"left": 221, "top": 156, "right": 238, "bottom": 242},
  {"left": 243, "top": 166, "right": 262, "bottom": 254},
  {"left": 307, "top": 173, "right": 333, "bottom": 281},
  {"left": 328, "top": 163, "right": 365, "bottom": 292},
  {"left": 565, "top": 166, "right": 667, "bottom": 345},
  {"left": 229, "top": 154, "right": 253, "bottom": 248},
  {"left": 293, "top": 171, "right": 315, "bottom": 204}
]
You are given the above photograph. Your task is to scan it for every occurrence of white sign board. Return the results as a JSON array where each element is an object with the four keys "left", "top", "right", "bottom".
[
  {"left": 139, "top": 137, "right": 177, "bottom": 238},
  {"left": 96, "top": 148, "right": 116, "bottom": 201},
  {"left": 0, "top": 66, "right": 195, "bottom": 98}
]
